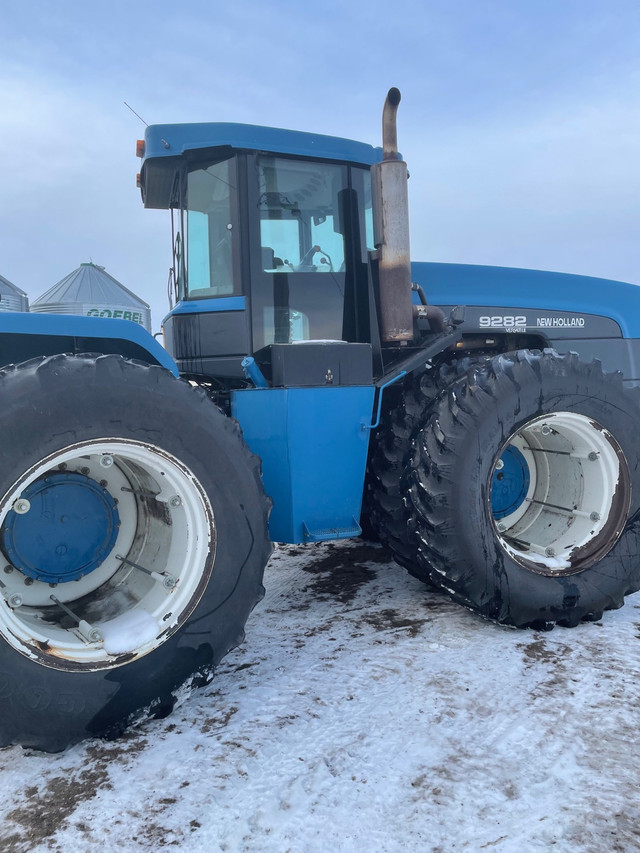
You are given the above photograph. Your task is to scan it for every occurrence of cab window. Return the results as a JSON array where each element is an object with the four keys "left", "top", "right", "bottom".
[{"left": 186, "top": 158, "right": 238, "bottom": 298}]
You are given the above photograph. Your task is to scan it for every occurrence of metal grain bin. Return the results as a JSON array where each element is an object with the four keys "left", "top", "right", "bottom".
[
  {"left": 31, "top": 262, "right": 151, "bottom": 332},
  {"left": 0, "top": 273, "right": 29, "bottom": 313}
]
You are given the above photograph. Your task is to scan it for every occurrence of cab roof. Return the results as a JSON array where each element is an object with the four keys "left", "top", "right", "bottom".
[
  {"left": 143, "top": 121, "right": 382, "bottom": 165},
  {"left": 140, "top": 122, "right": 383, "bottom": 209}
]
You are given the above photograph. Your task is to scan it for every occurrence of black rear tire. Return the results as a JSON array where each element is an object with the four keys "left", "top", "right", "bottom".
[
  {"left": 406, "top": 350, "right": 640, "bottom": 628},
  {"left": 0, "top": 354, "right": 271, "bottom": 751},
  {"left": 362, "top": 358, "right": 481, "bottom": 563}
]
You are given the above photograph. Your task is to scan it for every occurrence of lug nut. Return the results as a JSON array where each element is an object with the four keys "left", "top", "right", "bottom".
[
  {"left": 13, "top": 499, "right": 30, "bottom": 515},
  {"left": 100, "top": 455, "right": 114, "bottom": 468},
  {"left": 590, "top": 512, "right": 601, "bottom": 522},
  {"left": 169, "top": 495, "right": 182, "bottom": 508},
  {"left": 545, "top": 547, "right": 556, "bottom": 557},
  {"left": 7, "top": 594, "right": 23, "bottom": 608}
]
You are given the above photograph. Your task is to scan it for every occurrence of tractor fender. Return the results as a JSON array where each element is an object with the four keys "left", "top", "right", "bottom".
[{"left": 0, "top": 313, "right": 178, "bottom": 374}]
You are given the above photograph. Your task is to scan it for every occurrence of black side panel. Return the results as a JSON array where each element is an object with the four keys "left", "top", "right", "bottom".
[
  {"left": 437, "top": 304, "right": 640, "bottom": 381},
  {"left": 547, "top": 338, "right": 640, "bottom": 383},
  {"left": 448, "top": 305, "right": 622, "bottom": 339},
  {"left": 163, "top": 310, "right": 250, "bottom": 379}
]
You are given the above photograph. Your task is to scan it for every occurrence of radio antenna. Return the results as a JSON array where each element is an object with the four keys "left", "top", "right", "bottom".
[{"left": 124, "top": 101, "right": 148, "bottom": 127}]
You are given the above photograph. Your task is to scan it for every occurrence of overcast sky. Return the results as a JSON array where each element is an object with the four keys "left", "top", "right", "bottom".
[{"left": 1, "top": 0, "right": 639, "bottom": 330}]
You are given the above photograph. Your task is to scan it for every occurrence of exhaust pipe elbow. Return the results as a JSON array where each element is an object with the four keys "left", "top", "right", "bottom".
[{"left": 382, "top": 87, "right": 402, "bottom": 160}]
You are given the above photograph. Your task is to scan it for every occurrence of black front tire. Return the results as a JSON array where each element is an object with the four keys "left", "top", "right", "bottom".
[
  {"left": 0, "top": 354, "right": 271, "bottom": 751},
  {"left": 406, "top": 350, "right": 640, "bottom": 629}
]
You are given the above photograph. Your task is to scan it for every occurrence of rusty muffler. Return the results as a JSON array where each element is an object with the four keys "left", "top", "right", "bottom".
[{"left": 371, "top": 87, "right": 414, "bottom": 343}]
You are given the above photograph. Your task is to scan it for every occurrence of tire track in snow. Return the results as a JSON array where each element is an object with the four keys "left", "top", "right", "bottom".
[{"left": 0, "top": 542, "right": 639, "bottom": 852}]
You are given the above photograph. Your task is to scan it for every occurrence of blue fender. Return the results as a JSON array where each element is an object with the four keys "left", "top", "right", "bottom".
[{"left": 0, "top": 313, "right": 178, "bottom": 375}]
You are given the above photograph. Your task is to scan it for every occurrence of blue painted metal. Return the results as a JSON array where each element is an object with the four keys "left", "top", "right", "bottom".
[
  {"left": 412, "top": 261, "right": 639, "bottom": 338},
  {"left": 144, "top": 123, "right": 383, "bottom": 167},
  {"left": 241, "top": 356, "right": 268, "bottom": 389},
  {"left": 231, "top": 386, "right": 376, "bottom": 543},
  {"left": 302, "top": 519, "right": 362, "bottom": 541},
  {"left": 491, "top": 446, "right": 531, "bottom": 520},
  {"left": 365, "top": 371, "right": 408, "bottom": 430},
  {"left": 165, "top": 296, "right": 246, "bottom": 320},
  {"left": 0, "top": 312, "right": 178, "bottom": 375},
  {"left": 1, "top": 473, "right": 120, "bottom": 583}
]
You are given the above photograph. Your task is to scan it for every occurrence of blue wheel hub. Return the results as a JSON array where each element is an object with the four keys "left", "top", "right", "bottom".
[
  {"left": 1, "top": 472, "right": 120, "bottom": 583},
  {"left": 491, "top": 446, "right": 531, "bottom": 521}
]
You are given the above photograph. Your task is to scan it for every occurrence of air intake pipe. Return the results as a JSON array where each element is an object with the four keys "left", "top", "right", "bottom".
[{"left": 371, "top": 88, "right": 414, "bottom": 343}]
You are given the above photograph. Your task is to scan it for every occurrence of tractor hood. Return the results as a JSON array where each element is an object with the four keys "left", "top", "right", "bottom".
[{"left": 412, "top": 262, "right": 640, "bottom": 338}]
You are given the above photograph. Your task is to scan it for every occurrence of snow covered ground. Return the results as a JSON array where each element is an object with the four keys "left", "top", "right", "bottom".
[{"left": 1, "top": 539, "right": 639, "bottom": 852}]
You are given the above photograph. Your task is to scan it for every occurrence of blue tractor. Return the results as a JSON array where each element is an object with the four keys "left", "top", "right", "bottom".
[{"left": 1, "top": 90, "right": 639, "bottom": 750}]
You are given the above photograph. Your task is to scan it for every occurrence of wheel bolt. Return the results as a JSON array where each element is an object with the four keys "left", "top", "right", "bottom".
[
  {"left": 588, "top": 452, "right": 598, "bottom": 462},
  {"left": 4, "top": 565, "right": 13, "bottom": 574},
  {"left": 495, "top": 459, "right": 505, "bottom": 471},
  {"left": 24, "top": 577, "right": 34, "bottom": 586},
  {"left": 169, "top": 495, "right": 182, "bottom": 508},
  {"left": 541, "top": 425, "right": 551, "bottom": 436},
  {"left": 7, "top": 594, "right": 22, "bottom": 608},
  {"left": 13, "top": 499, "right": 30, "bottom": 515},
  {"left": 545, "top": 547, "right": 556, "bottom": 557},
  {"left": 590, "top": 512, "right": 601, "bottom": 522},
  {"left": 100, "top": 455, "right": 114, "bottom": 468},
  {"left": 496, "top": 522, "right": 506, "bottom": 532}
]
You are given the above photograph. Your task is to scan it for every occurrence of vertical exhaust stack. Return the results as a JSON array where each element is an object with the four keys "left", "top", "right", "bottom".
[{"left": 371, "top": 87, "right": 414, "bottom": 343}]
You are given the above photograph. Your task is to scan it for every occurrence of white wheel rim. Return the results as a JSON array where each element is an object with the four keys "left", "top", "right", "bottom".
[
  {"left": 491, "top": 412, "right": 630, "bottom": 575},
  {"left": 0, "top": 439, "right": 215, "bottom": 670}
]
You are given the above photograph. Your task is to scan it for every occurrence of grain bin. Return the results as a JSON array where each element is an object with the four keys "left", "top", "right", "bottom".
[
  {"left": 0, "top": 273, "right": 29, "bottom": 313},
  {"left": 31, "top": 262, "right": 151, "bottom": 332}
]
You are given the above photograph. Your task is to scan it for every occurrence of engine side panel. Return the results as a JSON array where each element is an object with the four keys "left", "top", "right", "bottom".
[{"left": 433, "top": 303, "right": 640, "bottom": 383}]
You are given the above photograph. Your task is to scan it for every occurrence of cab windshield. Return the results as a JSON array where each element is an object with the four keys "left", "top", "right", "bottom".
[{"left": 258, "top": 157, "right": 346, "bottom": 275}]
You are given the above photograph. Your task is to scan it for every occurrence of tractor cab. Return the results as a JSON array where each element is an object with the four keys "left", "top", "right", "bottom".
[
  {"left": 139, "top": 124, "right": 388, "bottom": 383},
  {"left": 137, "top": 95, "right": 453, "bottom": 544}
]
